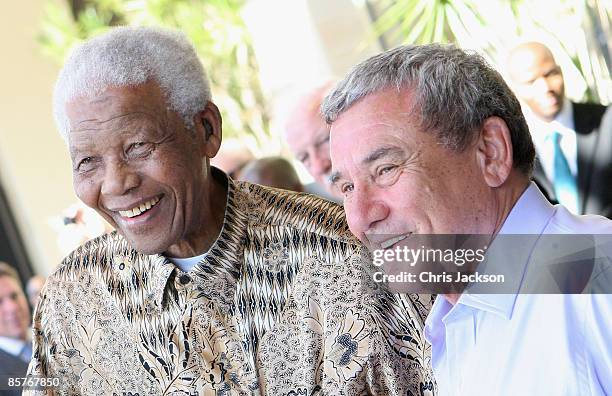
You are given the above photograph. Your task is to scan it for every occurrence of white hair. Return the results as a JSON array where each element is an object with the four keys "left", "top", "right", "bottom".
[{"left": 53, "top": 26, "right": 211, "bottom": 143}]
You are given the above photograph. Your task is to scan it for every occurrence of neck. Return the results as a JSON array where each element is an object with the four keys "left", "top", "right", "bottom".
[
  {"left": 444, "top": 293, "right": 460, "bottom": 305},
  {"left": 164, "top": 171, "right": 228, "bottom": 258},
  {"left": 487, "top": 176, "right": 530, "bottom": 237},
  {"left": 535, "top": 107, "right": 563, "bottom": 124},
  {"left": 443, "top": 176, "right": 530, "bottom": 305}
]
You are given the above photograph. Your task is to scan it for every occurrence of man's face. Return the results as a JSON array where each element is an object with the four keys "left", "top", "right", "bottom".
[
  {"left": 285, "top": 109, "right": 335, "bottom": 196},
  {"left": 509, "top": 45, "right": 565, "bottom": 122},
  {"left": 67, "top": 81, "right": 216, "bottom": 255},
  {"left": 330, "top": 89, "right": 495, "bottom": 250},
  {"left": 0, "top": 276, "right": 30, "bottom": 340}
]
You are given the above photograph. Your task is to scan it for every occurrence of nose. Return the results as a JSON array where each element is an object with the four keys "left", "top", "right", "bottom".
[
  {"left": 345, "top": 185, "right": 390, "bottom": 241},
  {"left": 100, "top": 160, "right": 140, "bottom": 196}
]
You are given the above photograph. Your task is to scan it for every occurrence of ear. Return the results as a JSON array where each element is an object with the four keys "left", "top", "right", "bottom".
[
  {"left": 475, "top": 116, "right": 513, "bottom": 188},
  {"left": 192, "top": 101, "right": 222, "bottom": 158}
]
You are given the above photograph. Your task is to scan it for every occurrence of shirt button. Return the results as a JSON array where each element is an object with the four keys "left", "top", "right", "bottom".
[{"left": 179, "top": 274, "right": 191, "bottom": 285}]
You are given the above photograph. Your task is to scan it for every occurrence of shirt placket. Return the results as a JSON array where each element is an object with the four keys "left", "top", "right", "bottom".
[{"left": 444, "top": 305, "right": 477, "bottom": 395}]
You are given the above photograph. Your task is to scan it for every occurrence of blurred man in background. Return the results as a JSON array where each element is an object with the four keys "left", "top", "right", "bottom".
[
  {"left": 236, "top": 156, "right": 304, "bottom": 192},
  {"left": 284, "top": 81, "right": 342, "bottom": 202},
  {"left": 0, "top": 262, "right": 31, "bottom": 395},
  {"left": 507, "top": 41, "right": 612, "bottom": 217},
  {"left": 209, "top": 137, "right": 255, "bottom": 179}
]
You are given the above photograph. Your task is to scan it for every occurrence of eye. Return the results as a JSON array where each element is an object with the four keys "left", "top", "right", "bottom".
[
  {"left": 376, "top": 165, "right": 399, "bottom": 180},
  {"left": 375, "top": 164, "right": 402, "bottom": 187},
  {"left": 76, "top": 156, "right": 96, "bottom": 172},
  {"left": 127, "top": 142, "right": 154, "bottom": 158},
  {"left": 340, "top": 182, "right": 354, "bottom": 195},
  {"left": 378, "top": 165, "right": 397, "bottom": 176},
  {"left": 545, "top": 67, "right": 561, "bottom": 78}
]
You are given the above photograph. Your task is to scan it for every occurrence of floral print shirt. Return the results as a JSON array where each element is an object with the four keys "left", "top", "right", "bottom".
[{"left": 26, "top": 176, "right": 435, "bottom": 395}]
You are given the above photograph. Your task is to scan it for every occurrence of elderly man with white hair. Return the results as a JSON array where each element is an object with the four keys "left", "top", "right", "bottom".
[{"left": 25, "top": 27, "right": 435, "bottom": 395}]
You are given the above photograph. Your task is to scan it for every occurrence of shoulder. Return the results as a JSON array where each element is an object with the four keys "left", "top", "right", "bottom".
[
  {"left": 572, "top": 101, "right": 610, "bottom": 133},
  {"left": 42, "top": 231, "right": 166, "bottom": 306},
  {"left": 572, "top": 101, "right": 607, "bottom": 114},
  {"left": 49, "top": 231, "right": 137, "bottom": 282},
  {"left": 233, "top": 180, "right": 358, "bottom": 245},
  {"left": 561, "top": 293, "right": 611, "bottom": 349},
  {"left": 0, "top": 349, "right": 28, "bottom": 375},
  {"left": 548, "top": 205, "right": 612, "bottom": 233}
]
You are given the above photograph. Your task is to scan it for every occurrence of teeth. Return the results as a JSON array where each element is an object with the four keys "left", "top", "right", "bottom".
[
  {"left": 119, "top": 196, "right": 160, "bottom": 218},
  {"left": 380, "top": 234, "right": 409, "bottom": 249}
]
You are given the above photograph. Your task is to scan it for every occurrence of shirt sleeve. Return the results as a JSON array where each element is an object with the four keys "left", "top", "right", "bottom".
[
  {"left": 364, "top": 292, "right": 437, "bottom": 395},
  {"left": 586, "top": 293, "right": 612, "bottom": 395},
  {"left": 23, "top": 280, "right": 57, "bottom": 396}
]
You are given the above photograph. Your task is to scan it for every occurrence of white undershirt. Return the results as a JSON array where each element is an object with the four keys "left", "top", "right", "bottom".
[
  {"left": 0, "top": 335, "right": 26, "bottom": 357},
  {"left": 166, "top": 252, "right": 208, "bottom": 272}
]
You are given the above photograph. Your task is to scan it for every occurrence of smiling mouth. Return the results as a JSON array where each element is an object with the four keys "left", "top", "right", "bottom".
[
  {"left": 118, "top": 196, "right": 161, "bottom": 218},
  {"left": 379, "top": 233, "right": 411, "bottom": 249}
]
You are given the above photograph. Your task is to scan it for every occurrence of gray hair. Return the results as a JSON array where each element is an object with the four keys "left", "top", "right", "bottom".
[
  {"left": 322, "top": 44, "right": 535, "bottom": 175},
  {"left": 53, "top": 26, "right": 211, "bottom": 143}
]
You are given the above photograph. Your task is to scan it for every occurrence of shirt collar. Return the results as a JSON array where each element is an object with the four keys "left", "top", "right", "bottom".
[
  {"left": 554, "top": 98, "right": 574, "bottom": 130},
  {"left": 497, "top": 182, "right": 556, "bottom": 235},
  {"left": 523, "top": 98, "right": 574, "bottom": 139},
  {"left": 0, "top": 336, "right": 26, "bottom": 356},
  {"left": 144, "top": 167, "right": 245, "bottom": 312},
  {"left": 458, "top": 183, "right": 556, "bottom": 319}
]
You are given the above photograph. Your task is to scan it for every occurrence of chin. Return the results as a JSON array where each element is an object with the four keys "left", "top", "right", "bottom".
[
  {"left": 124, "top": 236, "right": 167, "bottom": 256},
  {"left": 135, "top": 246, "right": 165, "bottom": 255},
  {"left": 135, "top": 242, "right": 168, "bottom": 256}
]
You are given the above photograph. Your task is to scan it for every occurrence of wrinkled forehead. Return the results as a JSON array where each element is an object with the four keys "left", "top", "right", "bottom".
[
  {"left": 329, "top": 104, "right": 418, "bottom": 179},
  {"left": 70, "top": 82, "right": 165, "bottom": 114},
  {"left": 67, "top": 83, "right": 169, "bottom": 132},
  {"left": 329, "top": 88, "right": 416, "bottom": 139},
  {"left": 330, "top": 117, "right": 406, "bottom": 160}
]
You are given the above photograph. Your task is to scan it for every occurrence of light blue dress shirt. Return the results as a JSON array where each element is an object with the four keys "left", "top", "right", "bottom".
[{"left": 424, "top": 183, "right": 612, "bottom": 395}]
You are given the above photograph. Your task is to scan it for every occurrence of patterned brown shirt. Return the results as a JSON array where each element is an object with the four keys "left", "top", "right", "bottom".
[{"left": 26, "top": 177, "right": 435, "bottom": 395}]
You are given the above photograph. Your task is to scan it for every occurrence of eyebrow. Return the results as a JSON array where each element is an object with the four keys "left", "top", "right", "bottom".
[
  {"left": 329, "top": 146, "right": 404, "bottom": 186},
  {"left": 362, "top": 146, "right": 403, "bottom": 164}
]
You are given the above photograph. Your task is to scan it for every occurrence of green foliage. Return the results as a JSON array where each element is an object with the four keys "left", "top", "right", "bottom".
[
  {"left": 38, "top": 0, "right": 272, "bottom": 146},
  {"left": 369, "top": 0, "right": 612, "bottom": 104},
  {"left": 371, "top": 0, "right": 489, "bottom": 48}
]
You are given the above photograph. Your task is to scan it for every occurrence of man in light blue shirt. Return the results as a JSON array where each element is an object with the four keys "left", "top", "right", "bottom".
[
  {"left": 425, "top": 184, "right": 611, "bottom": 395},
  {"left": 322, "top": 43, "right": 611, "bottom": 395}
]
